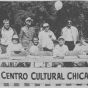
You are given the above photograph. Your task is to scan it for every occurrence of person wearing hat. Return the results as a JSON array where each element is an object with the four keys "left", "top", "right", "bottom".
[
  {"left": 38, "top": 23, "right": 56, "bottom": 51},
  {"left": 0, "top": 19, "right": 17, "bottom": 54},
  {"left": 7, "top": 35, "right": 25, "bottom": 56},
  {"left": 53, "top": 36, "right": 69, "bottom": 57},
  {"left": 19, "top": 17, "right": 36, "bottom": 49},
  {"left": 52, "top": 36, "right": 69, "bottom": 67},
  {"left": 61, "top": 20, "right": 78, "bottom": 51}
]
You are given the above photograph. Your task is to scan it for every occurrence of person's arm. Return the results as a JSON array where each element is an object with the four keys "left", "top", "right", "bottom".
[
  {"left": 19, "top": 28, "right": 24, "bottom": 43},
  {"left": 38, "top": 31, "right": 42, "bottom": 45},
  {"left": 61, "top": 28, "right": 64, "bottom": 36},
  {"left": 33, "top": 28, "right": 36, "bottom": 38},
  {"left": 76, "top": 28, "right": 79, "bottom": 41},
  {"left": 50, "top": 31, "right": 56, "bottom": 41},
  {"left": 6, "top": 45, "right": 12, "bottom": 56},
  {"left": 73, "top": 45, "right": 78, "bottom": 51},
  {"left": 65, "top": 46, "right": 69, "bottom": 52},
  {"left": 53, "top": 48, "right": 57, "bottom": 57},
  {"left": 61, "top": 27, "right": 66, "bottom": 38},
  {"left": 53, "top": 46, "right": 59, "bottom": 57},
  {"left": 52, "top": 32, "right": 56, "bottom": 40},
  {"left": 13, "top": 28, "right": 17, "bottom": 35},
  {"left": 0, "top": 28, "right": 2, "bottom": 43},
  {"left": 63, "top": 45, "right": 69, "bottom": 56}
]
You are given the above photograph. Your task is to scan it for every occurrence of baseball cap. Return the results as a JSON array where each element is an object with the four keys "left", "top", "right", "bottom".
[
  {"left": 58, "top": 36, "right": 65, "bottom": 40},
  {"left": 25, "top": 17, "right": 33, "bottom": 22},
  {"left": 43, "top": 23, "right": 49, "bottom": 27},
  {"left": 12, "top": 35, "right": 18, "bottom": 39}
]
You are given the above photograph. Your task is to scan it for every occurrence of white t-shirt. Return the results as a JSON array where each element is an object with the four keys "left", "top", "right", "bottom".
[
  {"left": 1, "top": 27, "right": 14, "bottom": 45},
  {"left": 53, "top": 44, "right": 69, "bottom": 57},
  {"left": 38, "top": 30, "right": 56, "bottom": 50},
  {"left": 7, "top": 43, "right": 24, "bottom": 55},
  {"left": 65, "top": 28, "right": 73, "bottom": 41},
  {"left": 62, "top": 26, "right": 78, "bottom": 43},
  {"left": 74, "top": 42, "right": 88, "bottom": 53}
]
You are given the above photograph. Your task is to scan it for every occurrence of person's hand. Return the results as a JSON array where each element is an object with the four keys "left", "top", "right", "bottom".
[
  {"left": 53, "top": 55, "right": 64, "bottom": 59},
  {"left": 58, "top": 54, "right": 65, "bottom": 59},
  {"left": 59, "top": 56, "right": 64, "bottom": 59}
]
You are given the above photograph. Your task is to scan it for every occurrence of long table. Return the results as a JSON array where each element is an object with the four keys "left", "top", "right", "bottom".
[{"left": 0, "top": 55, "right": 88, "bottom": 62}]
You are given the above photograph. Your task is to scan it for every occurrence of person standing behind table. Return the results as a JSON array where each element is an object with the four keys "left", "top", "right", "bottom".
[
  {"left": 19, "top": 17, "right": 36, "bottom": 50},
  {"left": 0, "top": 19, "right": 17, "bottom": 54},
  {"left": 38, "top": 23, "right": 56, "bottom": 52},
  {"left": 61, "top": 20, "right": 78, "bottom": 51}
]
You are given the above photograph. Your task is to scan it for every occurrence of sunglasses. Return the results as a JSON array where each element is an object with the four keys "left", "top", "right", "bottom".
[
  {"left": 43, "top": 26, "right": 49, "bottom": 28},
  {"left": 26, "top": 20, "right": 32, "bottom": 22}
]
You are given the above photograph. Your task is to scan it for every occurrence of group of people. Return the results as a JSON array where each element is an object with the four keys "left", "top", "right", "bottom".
[{"left": 0, "top": 17, "right": 88, "bottom": 57}]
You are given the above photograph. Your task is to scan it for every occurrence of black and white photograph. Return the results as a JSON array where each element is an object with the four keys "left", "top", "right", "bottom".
[{"left": 0, "top": 0, "right": 88, "bottom": 87}]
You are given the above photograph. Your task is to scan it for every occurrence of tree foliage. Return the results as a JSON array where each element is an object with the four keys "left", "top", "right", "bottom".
[{"left": 0, "top": 1, "right": 88, "bottom": 38}]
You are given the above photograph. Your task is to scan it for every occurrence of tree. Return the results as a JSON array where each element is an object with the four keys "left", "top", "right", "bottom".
[{"left": 0, "top": 1, "right": 88, "bottom": 38}]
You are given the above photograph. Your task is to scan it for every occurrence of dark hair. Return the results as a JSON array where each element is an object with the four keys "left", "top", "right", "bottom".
[
  {"left": 32, "top": 37, "right": 39, "bottom": 43},
  {"left": 12, "top": 38, "right": 19, "bottom": 43},
  {"left": 33, "top": 37, "right": 39, "bottom": 40},
  {"left": 3, "top": 19, "right": 9, "bottom": 24}
]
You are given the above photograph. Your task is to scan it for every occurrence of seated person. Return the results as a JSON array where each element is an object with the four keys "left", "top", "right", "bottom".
[
  {"left": 6, "top": 35, "right": 26, "bottom": 56},
  {"left": 52, "top": 36, "right": 69, "bottom": 67},
  {"left": 73, "top": 37, "right": 88, "bottom": 67},
  {"left": 28, "top": 37, "right": 43, "bottom": 56},
  {"left": 66, "top": 50, "right": 82, "bottom": 56},
  {"left": 74, "top": 37, "right": 88, "bottom": 55},
  {"left": 28, "top": 37, "right": 45, "bottom": 67},
  {"left": 53, "top": 36, "right": 69, "bottom": 57}
]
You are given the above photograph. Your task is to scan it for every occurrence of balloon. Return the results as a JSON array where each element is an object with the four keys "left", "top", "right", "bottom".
[{"left": 55, "top": 0, "right": 63, "bottom": 10}]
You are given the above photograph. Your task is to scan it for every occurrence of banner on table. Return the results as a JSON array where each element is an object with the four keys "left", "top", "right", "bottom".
[{"left": 0, "top": 68, "right": 88, "bottom": 84}]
